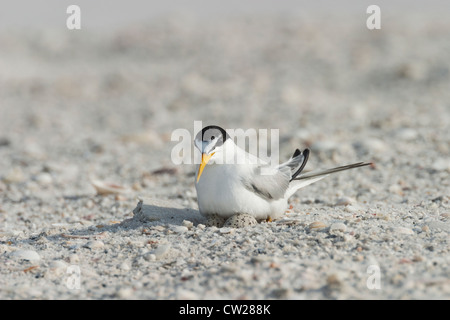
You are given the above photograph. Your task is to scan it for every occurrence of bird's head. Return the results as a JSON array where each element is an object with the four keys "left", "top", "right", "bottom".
[{"left": 194, "top": 125, "right": 230, "bottom": 182}]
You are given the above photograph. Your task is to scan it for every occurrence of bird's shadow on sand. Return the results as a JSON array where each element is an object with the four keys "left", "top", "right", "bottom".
[
  {"left": 120, "top": 200, "right": 206, "bottom": 230},
  {"left": 18, "top": 200, "right": 207, "bottom": 244}
]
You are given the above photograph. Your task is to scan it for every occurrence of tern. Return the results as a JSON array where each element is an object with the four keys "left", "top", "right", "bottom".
[{"left": 194, "top": 125, "right": 371, "bottom": 222}]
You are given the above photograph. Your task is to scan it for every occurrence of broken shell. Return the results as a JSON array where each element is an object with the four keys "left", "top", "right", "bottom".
[
  {"left": 308, "top": 221, "right": 327, "bottom": 230},
  {"left": 3, "top": 168, "right": 25, "bottom": 184},
  {"left": 391, "top": 227, "right": 414, "bottom": 235},
  {"left": 90, "top": 179, "right": 131, "bottom": 195},
  {"left": 84, "top": 240, "right": 105, "bottom": 250}
]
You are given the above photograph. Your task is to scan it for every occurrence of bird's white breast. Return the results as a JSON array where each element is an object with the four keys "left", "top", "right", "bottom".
[{"left": 195, "top": 162, "right": 287, "bottom": 220}]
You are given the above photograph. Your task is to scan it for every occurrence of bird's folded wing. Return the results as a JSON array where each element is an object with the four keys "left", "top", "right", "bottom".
[{"left": 241, "top": 166, "right": 290, "bottom": 201}]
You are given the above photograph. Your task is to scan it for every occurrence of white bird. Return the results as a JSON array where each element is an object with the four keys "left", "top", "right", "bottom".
[{"left": 194, "top": 125, "right": 372, "bottom": 222}]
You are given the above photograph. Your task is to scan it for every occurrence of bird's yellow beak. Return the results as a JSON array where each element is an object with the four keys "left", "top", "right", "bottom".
[{"left": 196, "top": 152, "right": 215, "bottom": 183}]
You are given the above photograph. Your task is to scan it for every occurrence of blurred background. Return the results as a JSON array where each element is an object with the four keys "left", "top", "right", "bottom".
[
  {"left": 1, "top": 1, "right": 449, "bottom": 300},
  {"left": 0, "top": 0, "right": 449, "bottom": 206}
]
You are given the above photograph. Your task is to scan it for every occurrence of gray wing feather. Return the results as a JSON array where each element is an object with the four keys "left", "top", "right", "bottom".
[
  {"left": 277, "top": 148, "right": 310, "bottom": 181},
  {"left": 241, "top": 166, "right": 290, "bottom": 201},
  {"left": 278, "top": 153, "right": 303, "bottom": 173},
  {"left": 241, "top": 148, "right": 309, "bottom": 201}
]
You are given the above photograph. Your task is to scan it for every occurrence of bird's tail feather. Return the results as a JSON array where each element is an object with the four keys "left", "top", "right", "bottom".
[
  {"left": 294, "top": 162, "right": 372, "bottom": 181},
  {"left": 286, "top": 162, "right": 372, "bottom": 198}
]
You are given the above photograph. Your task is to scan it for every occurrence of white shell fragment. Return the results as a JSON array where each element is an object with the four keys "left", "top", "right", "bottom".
[
  {"left": 219, "top": 227, "right": 234, "bottom": 234},
  {"left": 329, "top": 222, "right": 347, "bottom": 233},
  {"left": 151, "top": 244, "right": 171, "bottom": 260},
  {"left": 10, "top": 250, "right": 41, "bottom": 262}
]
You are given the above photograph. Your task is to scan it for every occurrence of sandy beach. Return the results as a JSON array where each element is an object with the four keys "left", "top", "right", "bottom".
[{"left": 0, "top": 2, "right": 449, "bottom": 299}]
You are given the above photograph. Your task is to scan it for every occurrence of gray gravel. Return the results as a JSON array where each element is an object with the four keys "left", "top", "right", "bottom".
[{"left": 0, "top": 9, "right": 449, "bottom": 299}]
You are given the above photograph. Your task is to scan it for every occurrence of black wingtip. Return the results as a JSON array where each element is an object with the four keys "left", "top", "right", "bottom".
[{"left": 290, "top": 148, "right": 310, "bottom": 181}]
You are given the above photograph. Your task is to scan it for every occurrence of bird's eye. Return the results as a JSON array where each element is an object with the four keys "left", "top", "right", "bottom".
[{"left": 211, "top": 136, "right": 215, "bottom": 140}]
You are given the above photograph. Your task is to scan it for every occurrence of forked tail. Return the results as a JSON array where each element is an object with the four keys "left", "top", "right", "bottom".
[{"left": 293, "top": 162, "right": 372, "bottom": 181}]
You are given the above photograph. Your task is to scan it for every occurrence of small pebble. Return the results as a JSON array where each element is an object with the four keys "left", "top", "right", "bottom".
[
  {"left": 395, "top": 128, "right": 418, "bottom": 141},
  {"left": 353, "top": 255, "right": 364, "bottom": 262},
  {"left": 49, "top": 260, "right": 68, "bottom": 275},
  {"left": 326, "top": 274, "right": 342, "bottom": 288},
  {"left": 69, "top": 254, "right": 80, "bottom": 264},
  {"left": 342, "top": 234, "right": 353, "bottom": 242},
  {"left": 143, "top": 253, "right": 156, "bottom": 261},
  {"left": 117, "top": 288, "right": 134, "bottom": 299},
  {"left": 335, "top": 196, "right": 355, "bottom": 206},
  {"left": 120, "top": 261, "right": 131, "bottom": 271},
  {"left": 219, "top": 227, "right": 234, "bottom": 234},
  {"left": 345, "top": 204, "right": 364, "bottom": 213},
  {"left": 182, "top": 220, "right": 194, "bottom": 229},
  {"left": 85, "top": 240, "right": 105, "bottom": 250},
  {"left": 329, "top": 222, "right": 347, "bottom": 233},
  {"left": 389, "top": 184, "right": 404, "bottom": 195},
  {"left": 271, "top": 288, "right": 290, "bottom": 299},
  {"left": 49, "top": 260, "right": 68, "bottom": 270},
  {"left": 430, "top": 159, "right": 449, "bottom": 171},
  {"left": 152, "top": 243, "right": 171, "bottom": 260},
  {"left": 171, "top": 226, "right": 188, "bottom": 234},
  {"left": 34, "top": 173, "right": 53, "bottom": 185}
]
